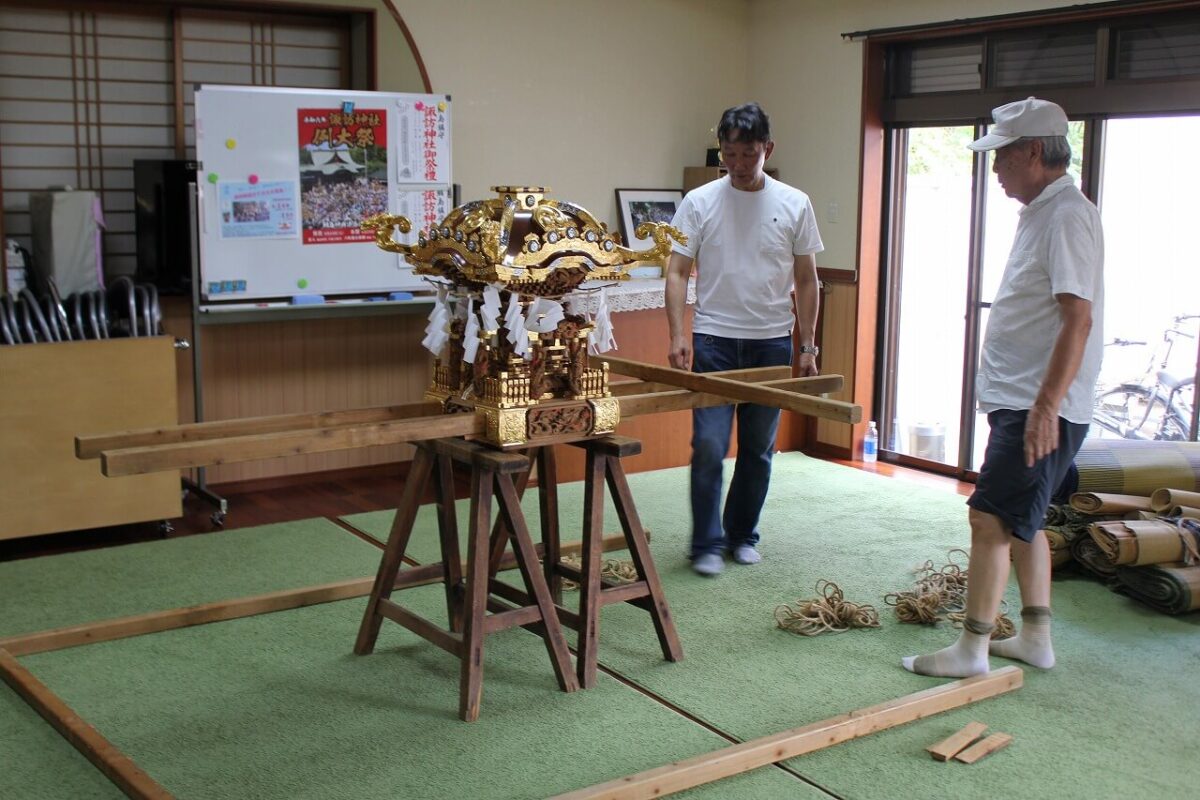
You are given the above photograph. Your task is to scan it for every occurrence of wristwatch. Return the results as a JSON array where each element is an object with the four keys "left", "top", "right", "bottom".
[{"left": 798, "top": 344, "right": 820, "bottom": 356}]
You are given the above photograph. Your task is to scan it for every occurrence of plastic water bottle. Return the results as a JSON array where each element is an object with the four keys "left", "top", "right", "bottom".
[{"left": 863, "top": 421, "right": 878, "bottom": 463}]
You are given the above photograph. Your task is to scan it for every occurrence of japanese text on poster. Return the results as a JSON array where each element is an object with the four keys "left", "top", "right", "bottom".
[
  {"left": 218, "top": 181, "right": 298, "bottom": 239},
  {"left": 395, "top": 98, "right": 450, "bottom": 185},
  {"left": 394, "top": 188, "right": 453, "bottom": 243},
  {"left": 297, "top": 108, "right": 388, "bottom": 245}
]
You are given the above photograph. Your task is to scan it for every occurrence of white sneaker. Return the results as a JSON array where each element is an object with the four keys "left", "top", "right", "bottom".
[
  {"left": 731, "top": 545, "right": 761, "bottom": 565},
  {"left": 692, "top": 553, "right": 724, "bottom": 576}
]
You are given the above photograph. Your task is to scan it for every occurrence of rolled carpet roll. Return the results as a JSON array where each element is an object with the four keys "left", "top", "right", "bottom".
[
  {"left": 1069, "top": 492, "right": 1154, "bottom": 515},
  {"left": 1076, "top": 440, "right": 1200, "bottom": 496},
  {"left": 1072, "top": 534, "right": 1118, "bottom": 580},
  {"left": 1150, "top": 488, "right": 1200, "bottom": 512},
  {"left": 1115, "top": 563, "right": 1200, "bottom": 614},
  {"left": 1168, "top": 506, "right": 1200, "bottom": 520},
  {"left": 1088, "top": 520, "right": 1200, "bottom": 566}
]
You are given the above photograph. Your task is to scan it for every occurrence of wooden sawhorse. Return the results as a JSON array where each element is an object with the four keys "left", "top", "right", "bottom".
[
  {"left": 493, "top": 435, "right": 684, "bottom": 688},
  {"left": 354, "top": 436, "right": 578, "bottom": 721}
]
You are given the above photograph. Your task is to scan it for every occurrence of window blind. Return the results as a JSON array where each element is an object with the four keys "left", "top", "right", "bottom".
[{"left": 0, "top": 4, "right": 351, "bottom": 282}]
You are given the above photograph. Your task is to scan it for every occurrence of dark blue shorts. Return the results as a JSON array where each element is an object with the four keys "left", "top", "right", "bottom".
[{"left": 967, "top": 409, "right": 1089, "bottom": 542}]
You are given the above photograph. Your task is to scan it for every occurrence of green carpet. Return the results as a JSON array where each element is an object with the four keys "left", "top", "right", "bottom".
[
  {"left": 6, "top": 454, "right": 1198, "bottom": 798},
  {"left": 0, "top": 519, "right": 380, "bottom": 639},
  {"left": 353, "top": 452, "right": 1200, "bottom": 798},
  {"left": 0, "top": 685, "right": 125, "bottom": 799},
  {"left": 19, "top": 589, "right": 818, "bottom": 799}
]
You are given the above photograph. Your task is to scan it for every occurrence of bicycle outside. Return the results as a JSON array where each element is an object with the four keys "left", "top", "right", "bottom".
[{"left": 1091, "top": 313, "right": 1197, "bottom": 441}]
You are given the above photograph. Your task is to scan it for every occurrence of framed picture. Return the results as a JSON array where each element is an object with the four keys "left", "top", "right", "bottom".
[{"left": 614, "top": 188, "right": 683, "bottom": 249}]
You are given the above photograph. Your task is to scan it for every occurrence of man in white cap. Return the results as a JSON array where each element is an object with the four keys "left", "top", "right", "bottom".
[{"left": 903, "top": 97, "right": 1104, "bottom": 677}]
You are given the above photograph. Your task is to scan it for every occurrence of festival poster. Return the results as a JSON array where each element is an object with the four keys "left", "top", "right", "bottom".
[
  {"left": 394, "top": 188, "right": 453, "bottom": 243},
  {"left": 394, "top": 98, "right": 450, "bottom": 186},
  {"left": 297, "top": 107, "right": 388, "bottom": 245},
  {"left": 217, "top": 181, "right": 298, "bottom": 239}
]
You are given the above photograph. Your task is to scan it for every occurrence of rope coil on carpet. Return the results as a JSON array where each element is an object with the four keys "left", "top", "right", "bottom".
[
  {"left": 885, "top": 549, "right": 1013, "bottom": 636},
  {"left": 774, "top": 580, "right": 881, "bottom": 636},
  {"left": 558, "top": 556, "right": 638, "bottom": 591}
]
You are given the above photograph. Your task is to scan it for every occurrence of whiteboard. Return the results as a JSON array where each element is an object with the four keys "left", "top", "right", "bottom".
[{"left": 194, "top": 85, "right": 452, "bottom": 301}]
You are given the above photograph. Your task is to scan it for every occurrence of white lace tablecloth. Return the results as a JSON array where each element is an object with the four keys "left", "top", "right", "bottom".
[{"left": 572, "top": 278, "right": 695, "bottom": 314}]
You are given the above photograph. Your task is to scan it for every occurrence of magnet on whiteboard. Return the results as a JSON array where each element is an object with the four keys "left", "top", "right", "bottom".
[
  {"left": 225, "top": 138, "right": 237, "bottom": 149},
  {"left": 438, "top": 102, "right": 447, "bottom": 112},
  {"left": 207, "top": 173, "right": 219, "bottom": 184},
  {"left": 248, "top": 174, "right": 259, "bottom": 184}
]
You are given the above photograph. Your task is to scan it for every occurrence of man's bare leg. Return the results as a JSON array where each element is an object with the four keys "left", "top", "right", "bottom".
[
  {"left": 989, "top": 530, "right": 1055, "bottom": 668},
  {"left": 902, "top": 509, "right": 1010, "bottom": 677}
]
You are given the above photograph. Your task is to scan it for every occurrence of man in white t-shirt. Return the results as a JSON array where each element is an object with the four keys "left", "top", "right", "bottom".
[
  {"left": 665, "top": 103, "right": 824, "bottom": 577},
  {"left": 903, "top": 97, "right": 1104, "bottom": 677}
]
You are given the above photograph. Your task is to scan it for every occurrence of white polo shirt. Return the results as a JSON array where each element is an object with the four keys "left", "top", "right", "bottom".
[
  {"left": 978, "top": 175, "right": 1104, "bottom": 424},
  {"left": 670, "top": 175, "right": 823, "bottom": 339}
]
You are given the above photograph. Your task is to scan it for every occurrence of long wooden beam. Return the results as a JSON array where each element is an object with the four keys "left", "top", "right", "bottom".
[
  {"left": 0, "top": 532, "right": 631, "bottom": 657},
  {"left": 79, "top": 366, "right": 794, "bottom": 459},
  {"left": 619, "top": 376, "right": 843, "bottom": 417},
  {"left": 101, "top": 412, "right": 484, "bottom": 477},
  {"left": 551, "top": 666, "right": 1023, "bottom": 800},
  {"left": 76, "top": 401, "right": 445, "bottom": 459},
  {"left": 0, "top": 648, "right": 175, "bottom": 800},
  {"left": 93, "top": 374, "right": 843, "bottom": 478},
  {"left": 596, "top": 355, "right": 861, "bottom": 424}
]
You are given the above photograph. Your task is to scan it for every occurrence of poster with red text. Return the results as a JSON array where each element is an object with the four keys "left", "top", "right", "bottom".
[{"left": 297, "top": 107, "right": 388, "bottom": 245}]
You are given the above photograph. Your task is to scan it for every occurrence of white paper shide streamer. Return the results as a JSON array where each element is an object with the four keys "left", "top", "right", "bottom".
[
  {"left": 504, "top": 293, "right": 530, "bottom": 359},
  {"left": 421, "top": 285, "right": 451, "bottom": 357},
  {"left": 461, "top": 297, "right": 480, "bottom": 364},
  {"left": 525, "top": 297, "right": 564, "bottom": 334},
  {"left": 480, "top": 285, "right": 503, "bottom": 337},
  {"left": 589, "top": 288, "right": 616, "bottom": 354}
]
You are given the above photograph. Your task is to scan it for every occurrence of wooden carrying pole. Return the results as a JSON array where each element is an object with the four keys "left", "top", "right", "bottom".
[
  {"left": 551, "top": 666, "right": 1023, "bottom": 800},
  {"left": 596, "top": 355, "right": 861, "bottom": 424},
  {"left": 83, "top": 369, "right": 847, "bottom": 478},
  {"left": 0, "top": 648, "right": 175, "bottom": 800}
]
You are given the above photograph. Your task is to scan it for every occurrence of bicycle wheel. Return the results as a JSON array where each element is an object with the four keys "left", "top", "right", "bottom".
[{"left": 1093, "top": 385, "right": 1186, "bottom": 440}]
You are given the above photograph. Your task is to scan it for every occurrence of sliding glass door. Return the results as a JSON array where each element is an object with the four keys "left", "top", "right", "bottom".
[{"left": 883, "top": 115, "right": 1199, "bottom": 476}]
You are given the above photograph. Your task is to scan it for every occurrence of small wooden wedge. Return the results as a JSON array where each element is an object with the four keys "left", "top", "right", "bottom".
[
  {"left": 926, "top": 721, "right": 987, "bottom": 761},
  {"left": 954, "top": 732, "right": 1013, "bottom": 764}
]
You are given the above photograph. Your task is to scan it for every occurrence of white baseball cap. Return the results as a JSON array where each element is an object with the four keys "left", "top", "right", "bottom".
[{"left": 967, "top": 96, "right": 1069, "bottom": 151}]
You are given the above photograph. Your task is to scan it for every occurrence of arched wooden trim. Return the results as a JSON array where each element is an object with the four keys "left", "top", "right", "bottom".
[{"left": 381, "top": 0, "right": 432, "bottom": 93}]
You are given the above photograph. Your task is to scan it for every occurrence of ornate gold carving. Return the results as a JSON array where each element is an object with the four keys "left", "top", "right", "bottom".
[
  {"left": 482, "top": 407, "right": 527, "bottom": 446},
  {"left": 527, "top": 403, "right": 593, "bottom": 438},
  {"left": 590, "top": 397, "right": 620, "bottom": 434}
]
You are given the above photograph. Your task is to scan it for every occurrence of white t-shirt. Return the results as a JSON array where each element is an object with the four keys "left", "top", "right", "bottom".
[
  {"left": 670, "top": 174, "right": 823, "bottom": 339},
  {"left": 978, "top": 175, "right": 1104, "bottom": 424}
]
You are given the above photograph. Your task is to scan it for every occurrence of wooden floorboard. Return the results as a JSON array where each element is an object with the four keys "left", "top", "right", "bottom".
[{"left": 0, "top": 454, "right": 971, "bottom": 562}]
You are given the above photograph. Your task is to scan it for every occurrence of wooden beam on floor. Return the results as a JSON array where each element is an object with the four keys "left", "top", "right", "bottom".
[
  {"left": 0, "top": 648, "right": 175, "bottom": 800},
  {"left": 551, "top": 667, "right": 1023, "bottom": 800},
  {"left": 595, "top": 355, "right": 861, "bottom": 424},
  {"left": 0, "top": 533, "right": 631, "bottom": 657}
]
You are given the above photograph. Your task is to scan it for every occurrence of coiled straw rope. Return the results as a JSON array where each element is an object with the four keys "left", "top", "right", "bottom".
[
  {"left": 885, "top": 548, "right": 1013, "bottom": 636},
  {"left": 558, "top": 556, "right": 638, "bottom": 591},
  {"left": 774, "top": 580, "right": 881, "bottom": 636}
]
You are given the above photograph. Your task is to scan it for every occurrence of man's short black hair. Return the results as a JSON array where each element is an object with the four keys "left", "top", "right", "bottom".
[{"left": 717, "top": 103, "right": 771, "bottom": 144}]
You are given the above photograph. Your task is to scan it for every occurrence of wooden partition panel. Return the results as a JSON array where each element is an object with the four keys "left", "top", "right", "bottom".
[{"left": 0, "top": 337, "right": 181, "bottom": 539}]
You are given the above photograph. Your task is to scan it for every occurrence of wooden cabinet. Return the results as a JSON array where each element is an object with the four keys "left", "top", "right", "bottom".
[
  {"left": 683, "top": 166, "right": 779, "bottom": 194},
  {"left": 0, "top": 336, "right": 182, "bottom": 539}
]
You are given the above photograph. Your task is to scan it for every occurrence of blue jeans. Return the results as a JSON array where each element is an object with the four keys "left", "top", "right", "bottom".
[{"left": 689, "top": 333, "right": 792, "bottom": 558}]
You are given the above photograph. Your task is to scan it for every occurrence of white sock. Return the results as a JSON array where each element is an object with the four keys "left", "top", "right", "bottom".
[
  {"left": 990, "top": 606, "right": 1055, "bottom": 669},
  {"left": 902, "top": 618, "right": 992, "bottom": 678}
]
